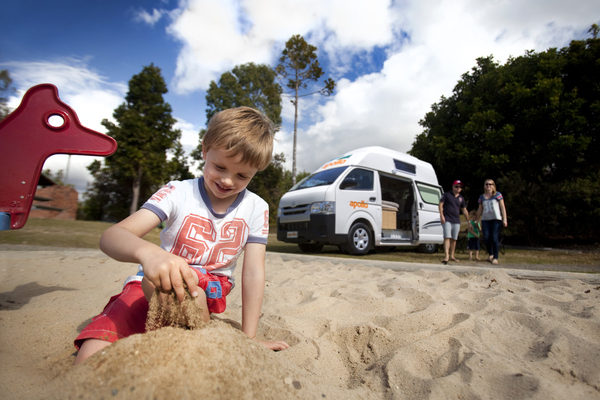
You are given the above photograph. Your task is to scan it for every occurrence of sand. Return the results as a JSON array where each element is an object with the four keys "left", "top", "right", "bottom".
[{"left": 1, "top": 247, "right": 599, "bottom": 399}]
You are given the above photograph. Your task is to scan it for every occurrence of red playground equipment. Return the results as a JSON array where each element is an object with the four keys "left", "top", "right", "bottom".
[{"left": 0, "top": 84, "right": 118, "bottom": 230}]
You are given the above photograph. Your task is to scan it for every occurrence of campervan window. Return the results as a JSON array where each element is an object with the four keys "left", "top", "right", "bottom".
[
  {"left": 393, "top": 159, "right": 416, "bottom": 174},
  {"left": 291, "top": 166, "right": 349, "bottom": 191},
  {"left": 341, "top": 168, "right": 373, "bottom": 191},
  {"left": 416, "top": 183, "right": 442, "bottom": 205}
]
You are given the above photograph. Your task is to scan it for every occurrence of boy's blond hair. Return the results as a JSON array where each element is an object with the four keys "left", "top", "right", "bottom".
[{"left": 202, "top": 107, "right": 275, "bottom": 171}]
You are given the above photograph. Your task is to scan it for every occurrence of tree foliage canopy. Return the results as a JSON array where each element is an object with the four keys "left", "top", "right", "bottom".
[
  {"left": 410, "top": 35, "right": 600, "bottom": 244},
  {"left": 276, "top": 35, "right": 335, "bottom": 98},
  {"left": 82, "top": 64, "right": 192, "bottom": 221},
  {"left": 191, "top": 63, "right": 282, "bottom": 170},
  {"left": 205, "top": 62, "right": 282, "bottom": 125}
]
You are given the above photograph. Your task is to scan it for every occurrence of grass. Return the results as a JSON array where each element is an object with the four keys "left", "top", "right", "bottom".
[
  {"left": 0, "top": 218, "right": 162, "bottom": 249},
  {"left": 266, "top": 235, "right": 600, "bottom": 267},
  {"left": 1, "top": 218, "right": 599, "bottom": 268}
]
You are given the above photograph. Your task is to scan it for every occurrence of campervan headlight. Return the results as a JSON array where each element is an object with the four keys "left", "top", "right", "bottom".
[
  {"left": 277, "top": 207, "right": 282, "bottom": 218},
  {"left": 310, "top": 201, "right": 335, "bottom": 215}
]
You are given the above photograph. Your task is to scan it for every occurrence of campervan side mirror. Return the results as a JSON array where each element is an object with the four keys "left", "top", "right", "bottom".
[{"left": 340, "top": 177, "right": 358, "bottom": 189}]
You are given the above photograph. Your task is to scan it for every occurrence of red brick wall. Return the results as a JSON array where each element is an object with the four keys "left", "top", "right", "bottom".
[{"left": 30, "top": 186, "right": 78, "bottom": 220}]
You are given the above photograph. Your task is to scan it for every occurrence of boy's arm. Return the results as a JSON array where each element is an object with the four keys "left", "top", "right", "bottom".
[
  {"left": 241, "top": 243, "right": 289, "bottom": 351},
  {"left": 99, "top": 208, "right": 199, "bottom": 302}
]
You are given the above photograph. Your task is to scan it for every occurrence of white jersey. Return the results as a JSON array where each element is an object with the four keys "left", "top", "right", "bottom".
[{"left": 125, "top": 177, "right": 269, "bottom": 287}]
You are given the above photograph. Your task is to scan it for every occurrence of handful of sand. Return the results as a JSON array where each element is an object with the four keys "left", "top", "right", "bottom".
[{"left": 145, "top": 285, "right": 206, "bottom": 331}]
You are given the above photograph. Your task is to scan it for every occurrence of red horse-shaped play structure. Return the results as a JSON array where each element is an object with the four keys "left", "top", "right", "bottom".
[{"left": 0, "top": 84, "right": 118, "bottom": 229}]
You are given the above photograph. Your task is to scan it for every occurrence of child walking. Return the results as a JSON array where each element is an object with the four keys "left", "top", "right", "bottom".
[
  {"left": 74, "top": 107, "right": 289, "bottom": 365},
  {"left": 467, "top": 210, "right": 481, "bottom": 261}
]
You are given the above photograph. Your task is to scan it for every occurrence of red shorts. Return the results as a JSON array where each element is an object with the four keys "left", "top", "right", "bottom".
[{"left": 74, "top": 269, "right": 232, "bottom": 350}]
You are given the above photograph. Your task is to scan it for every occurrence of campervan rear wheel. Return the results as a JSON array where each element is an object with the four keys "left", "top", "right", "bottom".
[
  {"left": 298, "top": 243, "right": 324, "bottom": 253},
  {"left": 345, "top": 222, "right": 372, "bottom": 255},
  {"left": 418, "top": 243, "right": 438, "bottom": 254}
]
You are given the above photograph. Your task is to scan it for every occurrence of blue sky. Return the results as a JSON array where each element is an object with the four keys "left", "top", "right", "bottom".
[{"left": 2, "top": 0, "right": 599, "bottom": 195}]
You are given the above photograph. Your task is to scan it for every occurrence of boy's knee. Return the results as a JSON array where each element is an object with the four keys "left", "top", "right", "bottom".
[{"left": 74, "top": 339, "right": 111, "bottom": 365}]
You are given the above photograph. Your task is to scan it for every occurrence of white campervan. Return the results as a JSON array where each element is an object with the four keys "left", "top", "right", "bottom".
[{"left": 276, "top": 146, "right": 444, "bottom": 255}]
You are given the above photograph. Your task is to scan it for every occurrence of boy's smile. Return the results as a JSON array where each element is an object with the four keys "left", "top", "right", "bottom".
[{"left": 202, "top": 147, "right": 258, "bottom": 209}]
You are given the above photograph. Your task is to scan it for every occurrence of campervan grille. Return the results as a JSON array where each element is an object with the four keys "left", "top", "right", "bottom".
[
  {"left": 281, "top": 204, "right": 310, "bottom": 216},
  {"left": 283, "top": 210, "right": 306, "bottom": 216},
  {"left": 279, "top": 222, "right": 310, "bottom": 231}
]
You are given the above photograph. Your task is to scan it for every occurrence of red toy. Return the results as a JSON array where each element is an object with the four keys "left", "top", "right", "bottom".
[{"left": 0, "top": 84, "right": 118, "bottom": 229}]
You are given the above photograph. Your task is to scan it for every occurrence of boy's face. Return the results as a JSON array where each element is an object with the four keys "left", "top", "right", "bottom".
[{"left": 202, "top": 147, "right": 258, "bottom": 204}]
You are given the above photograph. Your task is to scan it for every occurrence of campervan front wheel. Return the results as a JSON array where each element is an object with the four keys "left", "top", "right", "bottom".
[{"left": 345, "top": 222, "right": 372, "bottom": 255}]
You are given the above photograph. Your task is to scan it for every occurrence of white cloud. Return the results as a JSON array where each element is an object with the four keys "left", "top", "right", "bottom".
[
  {"left": 3, "top": 58, "right": 126, "bottom": 132},
  {"left": 287, "top": 0, "right": 600, "bottom": 174},
  {"left": 134, "top": 8, "right": 166, "bottom": 26},
  {"left": 168, "top": 0, "right": 276, "bottom": 93},
  {"left": 166, "top": 0, "right": 399, "bottom": 93}
]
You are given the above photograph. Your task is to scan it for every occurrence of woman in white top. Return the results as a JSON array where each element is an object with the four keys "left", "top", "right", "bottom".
[{"left": 476, "top": 179, "right": 508, "bottom": 265}]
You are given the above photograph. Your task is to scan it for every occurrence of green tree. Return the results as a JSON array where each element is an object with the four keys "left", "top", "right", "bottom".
[
  {"left": 83, "top": 64, "right": 191, "bottom": 221},
  {"left": 191, "top": 62, "right": 282, "bottom": 170},
  {"left": 411, "top": 34, "right": 600, "bottom": 244},
  {"left": 589, "top": 23, "right": 599, "bottom": 39},
  {"left": 276, "top": 34, "right": 335, "bottom": 185},
  {"left": 205, "top": 63, "right": 282, "bottom": 124},
  {"left": 0, "top": 69, "right": 16, "bottom": 121}
]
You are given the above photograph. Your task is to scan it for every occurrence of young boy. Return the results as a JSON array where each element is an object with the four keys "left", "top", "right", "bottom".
[
  {"left": 467, "top": 210, "right": 481, "bottom": 261},
  {"left": 74, "top": 107, "right": 289, "bottom": 365}
]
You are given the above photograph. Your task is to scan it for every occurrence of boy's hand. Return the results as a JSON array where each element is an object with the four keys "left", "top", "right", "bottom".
[
  {"left": 257, "top": 339, "right": 290, "bottom": 351},
  {"left": 99, "top": 209, "right": 199, "bottom": 304},
  {"left": 139, "top": 250, "right": 199, "bottom": 303}
]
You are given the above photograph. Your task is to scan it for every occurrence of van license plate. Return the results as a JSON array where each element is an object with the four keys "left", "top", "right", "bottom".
[{"left": 287, "top": 231, "right": 298, "bottom": 239}]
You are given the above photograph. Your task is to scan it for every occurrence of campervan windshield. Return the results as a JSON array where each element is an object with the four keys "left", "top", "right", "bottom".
[{"left": 291, "top": 166, "right": 348, "bottom": 191}]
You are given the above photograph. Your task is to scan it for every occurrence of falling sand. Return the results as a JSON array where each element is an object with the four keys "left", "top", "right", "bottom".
[{"left": 145, "top": 286, "right": 206, "bottom": 332}]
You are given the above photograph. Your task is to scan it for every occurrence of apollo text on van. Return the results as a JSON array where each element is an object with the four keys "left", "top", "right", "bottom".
[{"left": 276, "top": 146, "right": 444, "bottom": 255}]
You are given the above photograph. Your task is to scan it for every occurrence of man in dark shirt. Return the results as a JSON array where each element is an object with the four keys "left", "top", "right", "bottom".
[{"left": 439, "top": 180, "right": 470, "bottom": 263}]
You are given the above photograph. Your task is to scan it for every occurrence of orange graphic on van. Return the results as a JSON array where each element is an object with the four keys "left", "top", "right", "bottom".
[
  {"left": 350, "top": 200, "right": 368, "bottom": 209},
  {"left": 320, "top": 154, "right": 352, "bottom": 170}
]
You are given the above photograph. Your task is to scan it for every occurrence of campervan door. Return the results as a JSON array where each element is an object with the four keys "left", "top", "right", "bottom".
[{"left": 414, "top": 181, "right": 444, "bottom": 244}]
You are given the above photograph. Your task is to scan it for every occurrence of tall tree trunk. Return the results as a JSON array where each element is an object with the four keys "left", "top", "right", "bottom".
[
  {"left": 292, "top": 79, "right": 299, "bottom": 186},
  {"left": 130, "top": 167, "right": 143, "bottom": 215}
]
